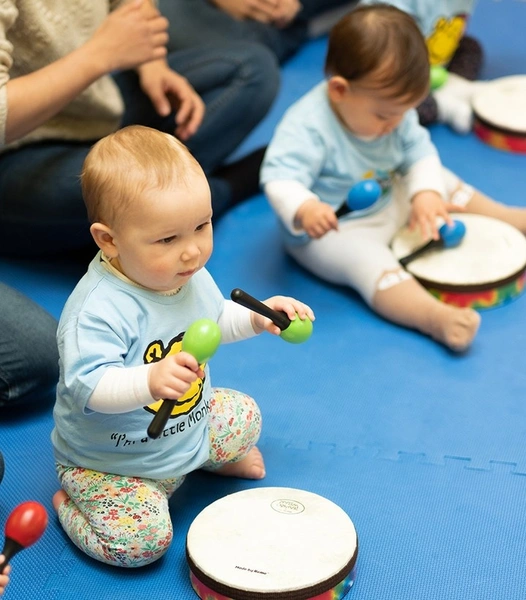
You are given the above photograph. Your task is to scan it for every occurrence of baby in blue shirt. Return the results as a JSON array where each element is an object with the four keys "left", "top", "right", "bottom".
[
  {"left": 51, "top": 125, "right": 313, "bottom": 568},
  {"left": 361, "top": 0, "right": 483, "bottom": 133},
  {"left": 261, "top": 4, "right": 526, "bottom": 351}
]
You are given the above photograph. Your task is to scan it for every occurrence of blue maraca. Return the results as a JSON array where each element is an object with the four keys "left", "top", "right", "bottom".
[
  {"left": 399, "top": 219, "right": 466, "bottom": 267},
  {"left": 335, "top": 179, "right": 382, "bottom": 218}
]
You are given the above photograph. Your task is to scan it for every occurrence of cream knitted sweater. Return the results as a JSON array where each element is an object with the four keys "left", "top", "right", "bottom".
[{"left": 0, "top": 0, "right": 126, "bottom": 152}]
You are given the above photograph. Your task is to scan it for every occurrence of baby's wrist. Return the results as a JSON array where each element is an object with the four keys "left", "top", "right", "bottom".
[{"left": 251, "top": 312, "right": 265, "bottom": 334}]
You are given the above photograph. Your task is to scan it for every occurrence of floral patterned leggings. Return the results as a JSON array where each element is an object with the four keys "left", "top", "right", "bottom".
[{"left": 55, "top": 388, "right": 261, "bottom": 568}]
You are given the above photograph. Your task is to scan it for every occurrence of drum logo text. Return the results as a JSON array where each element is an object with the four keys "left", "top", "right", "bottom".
[{"left": 271, "top": 499, "right": 305, "bottom": 514}]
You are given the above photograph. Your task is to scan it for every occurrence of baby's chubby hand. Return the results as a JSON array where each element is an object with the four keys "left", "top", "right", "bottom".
[
  {"left": 148, "top": 353, "right": 205, "bottom": 401},
  {"left": 295, "top": 199, "right": 338, "bottom": 239},
  {"left": 251, "top": 296, "right": 315, "bottom": 336},
  {"left": 409, "top": 190, "right": 462, "bottom": 241}
]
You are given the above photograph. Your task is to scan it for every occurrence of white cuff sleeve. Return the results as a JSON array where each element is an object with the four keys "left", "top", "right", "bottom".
[
  {"left": 87, "top": 364, "right": 155, "bottom": 413},
  {"left": 264, "top": 180, "right": 319, "bottom": 234},
  {"left": 219, "top": 300, "right": 259, "bottom": 343},
  {"left": 405, "top": 155, "right": 447, "bottom": 200}
]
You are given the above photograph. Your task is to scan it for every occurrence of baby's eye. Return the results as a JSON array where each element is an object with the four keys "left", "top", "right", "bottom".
[
  {"left": 196, "top": 221, "right": 211, "bottom": 232},
  {"left": 159, "top": 236, "right": 176, "bottom": 244},
  {"left": 376, "top": 114, "right": 389, "bottom": 121}
]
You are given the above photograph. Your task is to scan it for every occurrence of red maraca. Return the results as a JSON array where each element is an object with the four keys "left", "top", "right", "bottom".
[{"left": 1, "top": 502, "right": 48, "bottom": 571}]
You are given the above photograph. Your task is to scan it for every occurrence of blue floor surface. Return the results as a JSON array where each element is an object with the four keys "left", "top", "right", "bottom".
[{"left": 1, "top": 1, "right": 526, "bottom": 599}]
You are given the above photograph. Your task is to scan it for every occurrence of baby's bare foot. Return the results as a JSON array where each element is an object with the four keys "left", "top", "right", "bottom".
[
  {"left": 433, "top": 306, "right": 480, "bottom": 351},
  {"left": 52, "top": 489, "right": 69, "bottom": 511},
  {"left": 215, "top": 447, "right": 266, "bottom": 480}
]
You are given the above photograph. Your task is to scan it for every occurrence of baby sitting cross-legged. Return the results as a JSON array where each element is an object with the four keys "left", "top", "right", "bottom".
[{"left": 261, "top": 4, "right": 526, "bottom": 351}]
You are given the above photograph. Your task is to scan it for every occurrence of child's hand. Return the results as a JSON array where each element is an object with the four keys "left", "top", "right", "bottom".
[
  {"left": 148, "top": 353, "right": 205, "bottom": 401},
  {"left": 0, "top": 556, "right": 10, "bottom": 596},
  {"left": 295, "top": 199, "right": 338, "bottom": 239},
  {"left": 251, "top": 296, "right": 315, "bottom": 335},
  {"left": 409, "top": 190, "right": 459, "bottom": 241}
]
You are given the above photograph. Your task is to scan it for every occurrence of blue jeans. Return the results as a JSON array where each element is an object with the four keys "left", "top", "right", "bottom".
[
  {"left": 0, "top": 283, "right": 59, "bottom": 408},
  {"left": 0, "top": 42, "right": 278, "bottom": 257},
  {"left": 159, "top": 0, "right": 352, "bottom": 63}
]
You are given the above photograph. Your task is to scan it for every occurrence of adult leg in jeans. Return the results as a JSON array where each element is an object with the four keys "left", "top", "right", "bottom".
[
  {"left": 0, "top": 43, "right": 277, "bottom": 257},
  {"left": 159, "top": 0, "right": 355, "bottom": 64},
  {"left": 0, "top": 142, "right": 95, "bottom": 257},
  {"left": 0, "top": 283, "right": 59, "bottom": 407},
  {"left": 159, "top": 0, "right": 305, "bottom": 63},
  {"left": 115, "top": 41, "right": 279, "bottom": 218}
]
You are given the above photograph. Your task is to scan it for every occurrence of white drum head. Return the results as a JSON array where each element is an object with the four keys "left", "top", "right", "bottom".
[
  {"left": 472, "top": 75, "right": 526, "bottom": 134},
  {"left": 186, "top": 487, "right": 358, "bottom": 600},
  {"left": 391, "top": 214, "right": 526, "bottom": 290}
]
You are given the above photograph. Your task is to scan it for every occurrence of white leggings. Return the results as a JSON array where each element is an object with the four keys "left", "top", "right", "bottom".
[{"left": 287, "top": 169, "right": 473, "bottom": 305}]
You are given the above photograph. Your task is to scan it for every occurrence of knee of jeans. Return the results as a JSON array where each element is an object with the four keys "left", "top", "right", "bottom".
[
  {"left": 29, "top": 328, "right": 59, "bottom": 391},
  {"left": 0, "top": 356, "right": 58, "bottom": 407},
  {"left": 241, "top": 42, "right": 280, "bottom": 110}
]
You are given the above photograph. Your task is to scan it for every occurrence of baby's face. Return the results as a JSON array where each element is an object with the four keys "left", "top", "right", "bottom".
[
  {"left": 332, "top": 80, "right": 420, "bottom": 139},
  {"left": 111, "top": 168, "right": 213, "bottom": 292}
]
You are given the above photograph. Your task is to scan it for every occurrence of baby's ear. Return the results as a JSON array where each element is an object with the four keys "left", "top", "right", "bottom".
[
  {"left": 90, "top": 222, "right": 118, "bottom": 257},
  {"left": 327, "top": 76, "right": 350, "bottom": 102}
]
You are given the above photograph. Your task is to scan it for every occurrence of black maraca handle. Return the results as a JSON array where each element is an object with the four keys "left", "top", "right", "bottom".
[
  {"left": 334, "top": 203, "right": 351, "bottom": 219},
  {"left": 230, "top": 288, "right": 291, "bottom": 331},
  {"left": 399, "top": 239, "right": 442, "bottom": 267},
  {"left": 147, "top": 399, "right": 176, "bottom": 440},
  {"left": 1, "top": 538, "right": 23, "bottom": 570}
]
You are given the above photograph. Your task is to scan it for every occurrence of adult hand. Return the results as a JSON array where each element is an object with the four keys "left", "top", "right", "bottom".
[
  {"left": 137, "top": 61, "right": 206, "bottom": 140},
  {"left": 211, "top": 0, "right": 301, "bottom": 27},
  {"left": 273, "top": 0, "right": 302, "bottom": 28},
  {"left": 0, "top": 556, "right": 10, "bottom": 596},
  {"left": 90, "top": 0, "right": 169, "bottom": 73}
]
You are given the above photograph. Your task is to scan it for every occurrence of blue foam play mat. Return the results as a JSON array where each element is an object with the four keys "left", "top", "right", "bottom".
[{"left": 1, "top": 1, "right": 526, "bottom": 598}]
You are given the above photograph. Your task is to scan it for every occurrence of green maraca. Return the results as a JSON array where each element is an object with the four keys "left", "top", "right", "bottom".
[
  {"left": 430, "top": 65, "right": 449, "bottom": 91},
  {"left": 147, "top": 319, "right": 221, "bottom": 439},
  {"left": 182, "top": 319, "right": 222, "bottom": 363},
  {"left": 230, "top": 288, "right": 313, "bottom": 344}
]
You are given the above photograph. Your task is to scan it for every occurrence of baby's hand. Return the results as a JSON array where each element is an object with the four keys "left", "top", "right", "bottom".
[
  {"left": 251, "top": 296, "right": 315, "bottom": 335},
  {"left": 0, "top": 556, "right": 10, "bottom": 596},
  {"left": 409, "top": 190, "right": 457, "bottom": 241},
  {"left": 148, "top": 353, "right": 204, "bottom": 401},
  {"left": 295, "top": 199, "right": 338, "bottom": 239}
]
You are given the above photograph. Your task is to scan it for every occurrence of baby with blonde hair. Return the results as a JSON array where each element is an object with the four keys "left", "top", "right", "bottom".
[{"left": 51, "top": 125, "right": 314, "bottom": 567}]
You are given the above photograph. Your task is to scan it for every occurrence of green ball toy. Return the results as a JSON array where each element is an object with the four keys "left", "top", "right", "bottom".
[
  {"left": 280, "top": 315, "right": 314, "bottom": 344},
  {"left": 430, "top": 65, "right": 449, "bottom": 91},
  {"left": 182, "top": 319, "right": 222, "bottom": 363}
]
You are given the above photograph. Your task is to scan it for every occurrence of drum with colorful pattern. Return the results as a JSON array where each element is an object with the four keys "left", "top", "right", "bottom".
[
  {"left": 391, "top": 214, "right": 526, "bottom": 309},
  {"left": 472, "top": 75, "right": 526, "bottom": 153},
  {"left": 186, "top": 487, "right": 358, "bottom": 600}
]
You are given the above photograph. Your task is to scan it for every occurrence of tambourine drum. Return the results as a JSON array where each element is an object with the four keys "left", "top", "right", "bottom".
[
  {"left": 186, "top": 487, "right": 358, "bottom": 600},
  {"left": 472, "top": 75, "right": 526, "bottom": 153},
  {"left": 391, "top": 214, "right": 526, "bottom": 309}
]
